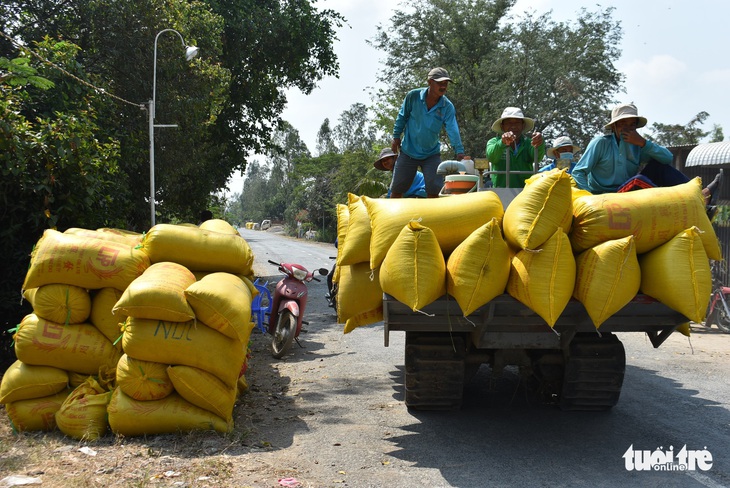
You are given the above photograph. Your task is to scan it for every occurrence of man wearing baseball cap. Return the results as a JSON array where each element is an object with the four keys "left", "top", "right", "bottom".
[{"left": 390, "top": 67, "right": 468, "bottom": 198}]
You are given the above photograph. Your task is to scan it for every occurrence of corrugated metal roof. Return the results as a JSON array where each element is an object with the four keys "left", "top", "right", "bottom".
[{"left": 685, "top": 141, "right": 730, "bottom": 167}]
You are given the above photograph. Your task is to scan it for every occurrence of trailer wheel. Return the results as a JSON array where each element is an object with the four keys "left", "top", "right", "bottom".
[
  {"left": 560, "top": 333, "right": 626, "bottom": 411},
  {"left": 404, "top": 332, "right": 466, "bottom": 410}
]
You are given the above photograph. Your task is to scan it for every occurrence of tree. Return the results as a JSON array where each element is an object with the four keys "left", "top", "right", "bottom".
[
  {"left": 647, "top": 111, "right": 719, "bottom": 146},
  {"left": 315, "top": 118, "right": 338, "bottom": 155},
  {"left": 333, "top": 103, "right": 378, "bottom": 153},
  {"left": 370, "top": 0, "right": 623, "bottom": 157},
  {"left": 1, "top": 0, "right": 343, "bottom": 227},
  {"left": 0, "top": 43, "right": 122, "bottom": 362}
]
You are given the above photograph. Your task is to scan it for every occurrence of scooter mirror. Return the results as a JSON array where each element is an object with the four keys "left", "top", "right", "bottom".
[{"left": 318, "top": 268, "right": 329, "bottom": 276}]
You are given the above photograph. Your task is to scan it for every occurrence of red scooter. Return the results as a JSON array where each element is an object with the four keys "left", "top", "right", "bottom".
[{"left": 267, "top": 260, "right": 328, "bottom": 358}]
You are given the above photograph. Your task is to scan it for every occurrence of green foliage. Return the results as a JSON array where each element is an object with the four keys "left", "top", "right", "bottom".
[
  {"left": 647, "top": 111, "right": 716, "bottom": 146},
  {"left": 370, "top": 0, "right": 624, "bottom": 156},
  {"left": 0, "top": 43, "right": 122, "bottom": 348}
]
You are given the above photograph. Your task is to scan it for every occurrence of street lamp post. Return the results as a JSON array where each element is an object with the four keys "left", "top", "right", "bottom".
[{"left": 149, "top": 28, "right": 199, "bottom": 227}]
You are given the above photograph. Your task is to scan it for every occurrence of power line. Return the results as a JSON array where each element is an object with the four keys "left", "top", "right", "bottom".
[{"left": 0, "top": 29, "right": 146, "bottom": 109}]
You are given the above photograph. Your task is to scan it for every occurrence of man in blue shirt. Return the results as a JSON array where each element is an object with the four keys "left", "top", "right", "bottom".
[
  {"left": 390, "top": 67, "right": 467, "bottom": 198},
  {"left": 374, "top": 148, "right": 426, "bottom": 198},
  {"left": 573, "top": 103, "right": 684, "bottom": 193}
]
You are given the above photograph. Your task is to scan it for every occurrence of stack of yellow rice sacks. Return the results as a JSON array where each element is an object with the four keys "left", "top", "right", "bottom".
[
  {"left": 333, "top": 171, "right": 719, "bottom": 335},
  {"left": 1, "top": 219, "right": 258, "bottom": 439}
]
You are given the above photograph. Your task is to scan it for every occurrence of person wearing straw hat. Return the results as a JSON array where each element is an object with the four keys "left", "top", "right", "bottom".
[
  {"left": 539, "top": 136, "right": 581, "bottom": 174},
  {"left": 373, "top": 148, "right": 426, "bottom": 198},
  {"left": 390, "top": 67, "right": 468, "bottom": 198},
  {"left": 486, "top": 107, "right": 545, "bottom": 188}
]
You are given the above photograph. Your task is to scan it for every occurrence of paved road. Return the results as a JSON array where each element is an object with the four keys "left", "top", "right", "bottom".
[{"left": 238, "top": 227, "right": 730, "bottom": 488}]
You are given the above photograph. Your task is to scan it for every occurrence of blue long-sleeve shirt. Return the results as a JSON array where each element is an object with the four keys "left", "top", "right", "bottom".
[
  {"left": 393, "top": 88, "right": 465, "bottom": 159},
  {"left": 572, "top": 134, "right": 672, "bottom": 193}
]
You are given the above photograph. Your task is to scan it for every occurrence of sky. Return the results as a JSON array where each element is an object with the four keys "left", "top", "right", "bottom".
[{"left": 227, "top": 0, "right": 730, "bottom": 193}]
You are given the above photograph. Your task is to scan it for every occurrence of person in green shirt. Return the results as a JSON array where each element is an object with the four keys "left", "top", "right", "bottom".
[{"left": 486, "top": 107, "right": 545, "bottom": 188}]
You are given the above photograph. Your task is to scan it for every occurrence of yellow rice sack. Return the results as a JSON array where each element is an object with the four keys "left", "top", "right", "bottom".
[
  {"left": 364, "top": 190, "right": 504, "bottom": 270},
  {"left": 192, "top": 271, "right": 257, "bottom": 295},
  {"left": 184, "top": 272, "right": 254, "bottom": 343},
  {"left": 167, "top": 365, "right": 237, "bottom": 421},
  {"left": 337, "top": 194, "right": 371, "bottom": 266},
  {"left": 639, "top": 226, "right": 712, "bottom": 323},
  {"left": 379, "top": 222, "right": 446, "bottom": 312},
  {"left": 199, "top": 219, "right": 239, "bottom": 235},
  {"left": 573, "top": 236, "right": 641, "bottom": 328},
  {"left": 0, "top": 360, "right": 69, "bottom": 404},
  {"left": 336, "top": 203, "right": 350, "bottom": 252},
  {"left": 55, "top": 376, "right": 111, "bottom": 441},
  {"left": 64, "top": 227, "right": 142, "bottom": 246},
  {"left": 121, "top": 318, "right": 245, "bottom": 388},
  {"left": 116, "top": 354, "right": 174, "bottom": 401},
  {"left": 14, "top": 314, "right": 122, "bottom": 375},
  {"left": 90, "top": 288, "right": 125, "bottom": 347},
  {"left": 113, "top": 262, "right": 196, "bottom": 322},
  {"left": 5, "top": 389, "right": 70, "bottom": 432},
  {"left": 23, "top": 229, "right": 150, "bottom": 292},
  {"left": 140, "top": 224, "right": 254, "bottom": 275},
  {"left": 507, "top": 229, "right": 576, "bottom": 327},
  {"left": 336, "top": 263, "right": 383, "bottom": 333},
  {"left": 107, "top": 388, "right": 231, "bottom": 436},
  {"left": 446, "top": 218, "right": 511, "bottom": 316},
  {"left": 503, "top": 170, "right": 573, "bottom": 250},
  {"left": 571, "top": 178, "right": 721, "bottom": 260},
  {"left": 23, "top": 284, "right": 91, "bottom": 325}
]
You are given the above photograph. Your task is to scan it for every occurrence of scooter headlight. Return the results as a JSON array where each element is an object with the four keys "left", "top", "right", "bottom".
[{"left": 292, "top": 266, "right": 308, "bottom": 281}]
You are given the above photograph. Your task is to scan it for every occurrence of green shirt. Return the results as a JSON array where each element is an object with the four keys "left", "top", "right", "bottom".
[{"left": 486, "top": 135, "right": 546, "bottom": 188}]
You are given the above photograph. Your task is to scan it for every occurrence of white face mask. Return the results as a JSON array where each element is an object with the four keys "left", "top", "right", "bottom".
[{"left": 556, "top": 152, "right": 572, "bottom": 169}]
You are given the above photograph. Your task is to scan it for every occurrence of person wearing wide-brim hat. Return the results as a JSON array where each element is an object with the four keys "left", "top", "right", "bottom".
[
  {"left": 572, "top": 103, "right": 721, "bottom": 215},
  {"left": 486, "top": 107, "right": 546, "bottom": 188},
  {"left": 539, "top": 136, "right": 581, "bottom": 174},
  {"left": 373, "top": 148, "right": 426, "bottom": 198},
  {"left": 572, "top": 103, "right": 686, "bottom": 194}
]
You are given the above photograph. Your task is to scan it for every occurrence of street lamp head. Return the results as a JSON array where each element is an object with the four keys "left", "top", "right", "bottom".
[{"left": 185, "top": 45, "right": 199, "bottom": 61}]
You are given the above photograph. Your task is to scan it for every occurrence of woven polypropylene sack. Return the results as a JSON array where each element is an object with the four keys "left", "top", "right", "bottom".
[
  {"left": 507, "top": 229, "right": 576, "bottom": 327},
  {"left": 140, "top": 224, "right": 254, "bottom": 275},
  {"left": 198, "top": 219, "right": 239, "bottom": 235},
  {"left": 167, "top": 365, "right": 237, "bottom": 421},
  {"left": 107, "top": 388, "right": 231, "bottom": 437},
  {"left": 14, "top": 314, "right": 121, "bottom": 375},
  {"left": 573, "top": 236, "right": 640, "bottom": 328},
  {"left": 446, "top": 218, "right": 511, "bottom": 316},
  {"left": 113, "top": 262, "right": 196, "bottom": 322},
  {"left": 64, "top": 227, "right": 142, "bottom": 246},
  {"left": 337, "top": 263, "right": 382, "bottom": 324},
  {"left": 639, "top": 226, "right": 712, "bottom": 323},
  {"left": 5, "top": 389, "right": 70, "bottom": 432},
  {"left": 23, "top": 229, "right": 150, "bottom": 292},
  {"left": 0, "top": 360, "right": 69, "bottom": 404},
  {"left": 23, "top": 284, "right": 91, "bottom": 325},
  {"left": 503, "top": 170, "right": 573, "bottom": 250},
  {"left": 571, "top": 178, "right": 721, "bottom": 260},
  {"left": 55, "top": 376, "right": 111, "bottom": 441},
  {"left": 379, "top": 222, "right": 446, "bottom": 312},
  {"left": 116, "top": 354, "right": 174, "bottom": 401},
  {"left": 364, "top": 190, "right": 503, "bottom": 270},
  {"left": 184, "top": 272, "right": 254, "bottom": 343},
  {"left": 90, "top": 288, "right": 125, "bottom": 348},
  {"left": 337, "top": 194, "right": 371, "bottom": 266},
  {"left": 122, "top": 317, "right": 245, "bottom": 388}
]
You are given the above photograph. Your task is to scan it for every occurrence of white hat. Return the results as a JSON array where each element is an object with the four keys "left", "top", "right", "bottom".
[
  {"left": 547, "top": 136, "right": 581, "bottom": 158},
  {"left": 604, "top": 103, "right": 648, "bottom": 130},
  {"left": 491, "top": 107, "right": 535, "bottom": 133}
]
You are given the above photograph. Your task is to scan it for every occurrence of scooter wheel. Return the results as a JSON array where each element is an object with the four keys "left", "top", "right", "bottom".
[
  {"left": 271, "top": 309, "right": 296, "bottom": 358},
  {"left": 716, "top": 303, "right": 730, "bottom": 333}
]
